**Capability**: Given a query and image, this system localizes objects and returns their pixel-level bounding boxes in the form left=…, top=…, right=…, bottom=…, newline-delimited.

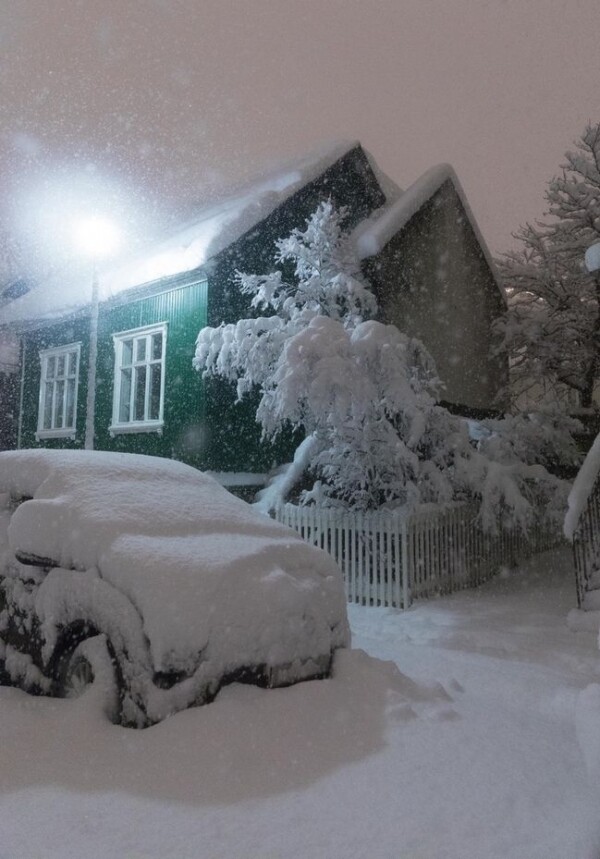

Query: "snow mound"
left=0, top=449, right=349, bottom=685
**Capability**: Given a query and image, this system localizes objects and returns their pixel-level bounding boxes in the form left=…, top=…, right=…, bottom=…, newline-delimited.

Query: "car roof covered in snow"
left=0, top=449, right=348, bottom=676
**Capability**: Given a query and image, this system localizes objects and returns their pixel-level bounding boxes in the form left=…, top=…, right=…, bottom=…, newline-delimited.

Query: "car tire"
left=56, top=634, right=120, bottom=721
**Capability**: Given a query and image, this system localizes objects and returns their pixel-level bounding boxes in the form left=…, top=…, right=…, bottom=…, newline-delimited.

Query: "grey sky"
left=1, top=0, right=598, bottom=270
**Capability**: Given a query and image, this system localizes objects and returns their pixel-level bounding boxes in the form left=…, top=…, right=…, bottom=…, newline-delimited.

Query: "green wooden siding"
left=17, top=279, right=295, bottom=474
left=94, top=280, right=208, bottom=468
left=203, top=378, right=301, bottom=474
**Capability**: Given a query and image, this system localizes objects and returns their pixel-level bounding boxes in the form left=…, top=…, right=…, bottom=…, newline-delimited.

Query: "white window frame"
left=36, top=342, right=81, bottom=440
left=110, top=322, right=168, bottom=435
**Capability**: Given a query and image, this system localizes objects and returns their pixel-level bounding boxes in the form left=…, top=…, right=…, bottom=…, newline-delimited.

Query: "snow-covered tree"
left=477, top=411, right=582, bottom=474
left=496, top=123, right=600, bottom=409
left=194, top=201, right=569, bottom=527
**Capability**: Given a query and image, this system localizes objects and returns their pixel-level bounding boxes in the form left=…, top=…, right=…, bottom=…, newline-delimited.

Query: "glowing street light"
left=76, top=215, right=121, bottom=451
left=73, top=215, right=121, bottom=259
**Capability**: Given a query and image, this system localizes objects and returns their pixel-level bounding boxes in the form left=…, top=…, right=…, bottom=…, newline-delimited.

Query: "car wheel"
left=57, top=634, right=119, bottom=721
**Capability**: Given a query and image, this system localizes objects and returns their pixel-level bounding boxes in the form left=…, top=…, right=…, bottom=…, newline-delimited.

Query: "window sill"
left=109, top=422, right=164, bottom=436
left=36, top=429, right=76, bottom=441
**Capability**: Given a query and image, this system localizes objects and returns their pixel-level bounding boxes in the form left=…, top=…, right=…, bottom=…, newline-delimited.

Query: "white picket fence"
left=272, top=502, right=563, bottom=608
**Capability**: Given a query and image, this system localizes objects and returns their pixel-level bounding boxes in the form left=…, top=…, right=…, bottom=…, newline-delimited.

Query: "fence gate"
left=571, top=473, right=600, bottom=608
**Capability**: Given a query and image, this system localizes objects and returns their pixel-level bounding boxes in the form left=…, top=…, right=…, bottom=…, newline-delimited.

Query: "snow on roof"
left=564, top=433, right=600, bottom=540
left=1, top=149, right=500, bottom=329
left=1, top=140, right=365, bottom=328
left=354, top=163, right=502, bottom=293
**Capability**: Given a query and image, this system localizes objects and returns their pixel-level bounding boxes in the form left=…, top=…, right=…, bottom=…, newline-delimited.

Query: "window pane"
left=135, top=337, right=146, bottom=363
left=39, top=347, right=80, bottom=434
left=119, top=368, right=132, bottom=423
left=134, top=365, right=147, bottom=421
left=65, top=378, right=76, bottom=428
left=55, top=380, right=65, bottom=428
left=121, top=339, right=133, bottom=367
left=149, top=364, right=161, bottom=420
left=113, top=329, right=165, bottom=426
left=151, top=332, right=163, bottom=360
left=43, top=383, right=53, bottom=429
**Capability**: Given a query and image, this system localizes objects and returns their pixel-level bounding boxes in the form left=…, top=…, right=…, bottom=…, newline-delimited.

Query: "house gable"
left=361, top=173, right=507, bottom=413
left=205, top=144, right=386, bottom=326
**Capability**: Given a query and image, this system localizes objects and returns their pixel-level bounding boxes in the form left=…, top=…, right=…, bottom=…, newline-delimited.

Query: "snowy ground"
left=1, top=547, right=599, bottom=858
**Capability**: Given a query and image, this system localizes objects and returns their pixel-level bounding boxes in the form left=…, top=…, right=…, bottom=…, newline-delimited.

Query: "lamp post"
left=74, top=217, right=120, bottom=450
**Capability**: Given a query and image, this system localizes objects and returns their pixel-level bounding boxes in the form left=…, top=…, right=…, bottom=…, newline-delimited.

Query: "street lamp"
left=74, top=216, right=121, bottom=450
left=585, top=242, right=600, bottom=275
left=74, top=216, right=120, bottom=259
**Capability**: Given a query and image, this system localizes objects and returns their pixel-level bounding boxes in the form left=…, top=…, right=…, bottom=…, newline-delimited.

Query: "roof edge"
left=355, top=163, right=504, bottom=299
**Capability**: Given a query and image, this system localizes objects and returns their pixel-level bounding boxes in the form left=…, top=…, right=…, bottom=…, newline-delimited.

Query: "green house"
left=0, top=143, right=506, bottom=491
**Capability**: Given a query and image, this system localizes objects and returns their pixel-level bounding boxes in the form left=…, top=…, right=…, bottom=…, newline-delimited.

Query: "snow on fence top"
left=564, top=433, right=600, bottom=540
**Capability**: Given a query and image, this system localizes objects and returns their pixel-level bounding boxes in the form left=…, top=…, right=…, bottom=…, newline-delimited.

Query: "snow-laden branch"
left=194, top=200, right=570, bottom=528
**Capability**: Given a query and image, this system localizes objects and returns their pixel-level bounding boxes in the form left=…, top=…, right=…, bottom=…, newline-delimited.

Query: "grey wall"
left=364, top=180, right=507, bottom=413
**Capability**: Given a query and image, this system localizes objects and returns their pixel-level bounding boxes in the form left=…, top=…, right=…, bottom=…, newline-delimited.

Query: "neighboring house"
left=0, top=142, right=507, bottom=488
left=357, top=165, right=507, bottom=415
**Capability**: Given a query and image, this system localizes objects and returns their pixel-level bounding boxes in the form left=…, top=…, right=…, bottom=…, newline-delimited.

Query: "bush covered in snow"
left=194, top=201, right=571, bottom=531
left=476, top=411, right=582, bottom=475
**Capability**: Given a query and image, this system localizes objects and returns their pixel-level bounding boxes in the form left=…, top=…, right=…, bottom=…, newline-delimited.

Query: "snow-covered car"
left=0, top=450, right=349, bottom=727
